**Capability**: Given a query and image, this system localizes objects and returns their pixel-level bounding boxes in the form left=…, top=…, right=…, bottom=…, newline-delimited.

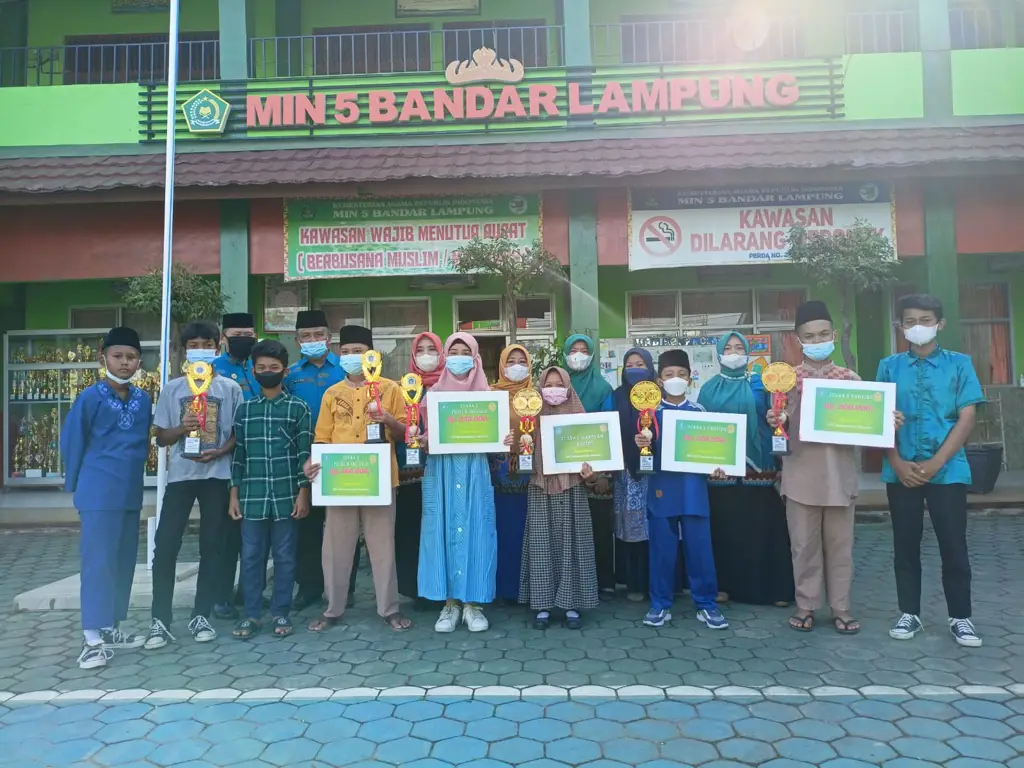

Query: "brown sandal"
left=833, top=616, right=861, bottom=635
left=385, top=612, right=413, bottom=632
left=789, top=612, right=814, bottom=632
left=308, top=614, right=340, bottom=633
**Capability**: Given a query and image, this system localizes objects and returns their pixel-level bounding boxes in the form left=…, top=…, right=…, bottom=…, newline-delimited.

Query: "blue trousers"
left=79, top=509, right=140, bottom=631
left=241, top=518, right=298, bottom=619
left=648, top=513, right=718, bottom=612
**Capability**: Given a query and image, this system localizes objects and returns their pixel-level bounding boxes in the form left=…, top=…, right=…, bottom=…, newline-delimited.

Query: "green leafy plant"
left=454, top=237, right=564, bottom=344
left=526, top=337, right=565, bottom=380
left=786, top=219, right=898, bottom=372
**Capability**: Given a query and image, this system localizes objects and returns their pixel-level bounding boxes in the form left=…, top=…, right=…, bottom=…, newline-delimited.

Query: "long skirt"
left=495, top=490, right=528, bottom=601
left=395, top=482, right=423, bottom=599
left=520, top=485, right=600, bottom=611
left=708, top=484, right=795, bottom=605
left=588, top=495, right=616, bottom=591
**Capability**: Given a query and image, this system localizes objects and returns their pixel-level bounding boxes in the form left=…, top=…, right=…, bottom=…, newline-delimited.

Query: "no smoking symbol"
left=640, top=216, right=681, bottom=256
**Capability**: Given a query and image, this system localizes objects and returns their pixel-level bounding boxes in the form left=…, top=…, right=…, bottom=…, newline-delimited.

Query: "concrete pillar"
left=219, top=200, right=250, bottom=314
left=923, top=185, right=962, bottom=351
left=218, top=0, right=248, bottom=81
left=568, top=191, right=600, bottom=339
left=562, top=0, right=592, bottom=67
left=919, top=0, right=953, bottom=118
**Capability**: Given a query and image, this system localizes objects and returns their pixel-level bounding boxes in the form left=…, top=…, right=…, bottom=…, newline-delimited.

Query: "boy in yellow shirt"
left=304, top=325, right=412, bottom=633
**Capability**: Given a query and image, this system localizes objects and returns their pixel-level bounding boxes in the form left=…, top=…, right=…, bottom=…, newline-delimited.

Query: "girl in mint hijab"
left=564, top=335, right=612, bottom=413
left=696, top=331, right=794, bottom=608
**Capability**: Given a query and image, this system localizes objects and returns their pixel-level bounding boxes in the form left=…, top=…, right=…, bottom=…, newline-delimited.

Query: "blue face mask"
left=802, top=340, right=835, bottom=362
left=300, top=341, right=328, bottom=359
left=445, top=356, right=475, bottom=376
left=340, top=354, right=364, bottom=375
left=623, top=367, right=649, bottom=385
left=185, top=349, right=217, bottom=365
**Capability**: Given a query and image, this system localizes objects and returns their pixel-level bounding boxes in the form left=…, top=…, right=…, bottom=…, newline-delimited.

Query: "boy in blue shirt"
left=877, top=293, right=984, bottom=647
left=635, top=349, right=728, bottom=631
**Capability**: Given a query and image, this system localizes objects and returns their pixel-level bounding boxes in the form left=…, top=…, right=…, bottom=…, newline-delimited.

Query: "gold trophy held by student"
left=362, top=350, right=386, bottom=444
left=630, top=380, right=662, bottom=474
left=401, top=372, right=424, bottom=467
left=183, top=360, right=213, bottom=458
left=762, top=361, right=797, bottom=456
left=512, top=388, right=543, bottom=474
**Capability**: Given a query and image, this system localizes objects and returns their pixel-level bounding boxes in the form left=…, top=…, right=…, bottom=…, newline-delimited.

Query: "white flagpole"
left=149, top=0, right=180, bottom=569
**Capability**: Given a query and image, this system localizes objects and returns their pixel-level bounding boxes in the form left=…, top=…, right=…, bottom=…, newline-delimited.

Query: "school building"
left=1, top=0, right=1023, bottom=516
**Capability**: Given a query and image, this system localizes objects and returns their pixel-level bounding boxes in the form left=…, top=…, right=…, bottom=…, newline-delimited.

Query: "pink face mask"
left=541, top=386, right=568, bottom=406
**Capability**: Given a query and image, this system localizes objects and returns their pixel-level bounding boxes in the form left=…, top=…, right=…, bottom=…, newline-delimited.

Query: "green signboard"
left=285, top=195, right=540, bottom=280
left=812, top=387, right=886, bottom=436
left=552, top=422, right=613, bottom=464
left=321, top=452, right=381, bottom=498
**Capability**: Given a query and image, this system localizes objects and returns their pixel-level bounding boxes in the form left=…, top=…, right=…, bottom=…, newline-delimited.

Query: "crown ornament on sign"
left=445, top=46, right=525, bottom=85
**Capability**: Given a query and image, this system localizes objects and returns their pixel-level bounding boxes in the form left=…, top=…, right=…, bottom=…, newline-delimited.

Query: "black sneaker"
left=889, top=613, right=923, bottom=640
left=189, top=615, right=217, bottom=643
left=77, top=643, right=112, bottom=670
left=213, top=603, right=239, bottom=621
left=101, top=627, right=145, bottom=649
left=949, top=618, right=982, bottom=647
left=143, top=619, right=175, bottom=650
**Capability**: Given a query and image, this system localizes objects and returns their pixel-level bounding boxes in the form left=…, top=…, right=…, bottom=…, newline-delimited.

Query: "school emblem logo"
left=181, top=89, right=231, bottom=134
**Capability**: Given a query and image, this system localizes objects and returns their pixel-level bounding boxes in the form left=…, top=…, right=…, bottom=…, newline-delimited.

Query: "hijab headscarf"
left=612, top=348, right=657, bottom=478
left=563, top=334, right=612, bottom=413
left=430, top=332, right=491, bottom=392
left=531, top=367, right=585, bottom=495
left=696, top=331, right=765, bottom=472
left=492, top=344, right=534, bottom=440
left=408, top=331, right=445, bottom=388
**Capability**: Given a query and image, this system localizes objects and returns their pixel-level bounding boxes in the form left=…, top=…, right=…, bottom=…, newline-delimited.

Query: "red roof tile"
left=2, top=126, right=1023, bottom=194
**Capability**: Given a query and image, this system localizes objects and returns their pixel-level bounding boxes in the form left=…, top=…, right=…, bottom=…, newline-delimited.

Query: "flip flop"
left=272, top=616, right=293, bottom=637
left=232, top=618, right=260, bottom=640
left=308, top=614, right=340, bottom=633
left=833, top=616, right=861, bottom=635
left=789, top=613, right=814, bottom=632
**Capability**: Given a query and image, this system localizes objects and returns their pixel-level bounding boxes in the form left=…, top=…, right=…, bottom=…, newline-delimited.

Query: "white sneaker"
left=949, top=618, right=982, bottom=647
left=189, top=615, right=217, bottom=643
left=143, top=619, right=175, bottom=650
left=462, top=605, right=489, bottom=633
left=434, top=604, right=461, bottom=633
left=77, top=642, right=113, bottom=670
left=102, top=627, right=145, bottom=650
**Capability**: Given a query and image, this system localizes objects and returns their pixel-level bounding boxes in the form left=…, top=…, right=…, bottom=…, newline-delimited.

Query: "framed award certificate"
left=799, top=379, right=897, bottom=448
left=426, top=391, right=510, bottom=455
left=661, top=411, right=747, bottom=476
left=539, top=412, right=624, bottom=475
left=312, top=444, right=392, bottom=507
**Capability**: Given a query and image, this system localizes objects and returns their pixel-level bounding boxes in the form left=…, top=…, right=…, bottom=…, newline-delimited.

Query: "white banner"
left=629, top=183, right=895, bottom=271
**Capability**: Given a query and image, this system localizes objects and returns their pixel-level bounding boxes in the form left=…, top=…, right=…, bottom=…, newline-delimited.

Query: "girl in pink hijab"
left=419, top=333, right=503, bottom=634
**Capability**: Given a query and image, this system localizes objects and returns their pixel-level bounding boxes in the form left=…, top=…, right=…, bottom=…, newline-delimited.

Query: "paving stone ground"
left=0, top=517, right=1022, bottom=767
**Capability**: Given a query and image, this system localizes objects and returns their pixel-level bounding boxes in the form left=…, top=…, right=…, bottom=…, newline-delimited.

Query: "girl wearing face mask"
left=394, top=332, right=446, bottom=612
left=489, top=344, right=534, bottom=604
left=697, top=332, right=795, bottom=608
left=419, top=333, right=504, bottom=634
left=513, top=367, right=599, bottom=629
left=563, top=335, right=616, bottom=595
left=608, top=348, right=658, bottom=601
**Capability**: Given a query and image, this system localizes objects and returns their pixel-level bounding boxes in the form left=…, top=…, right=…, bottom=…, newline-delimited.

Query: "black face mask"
left=254, top=370, right=285, bottom=389
left=227, top=336, right=256, bottom=361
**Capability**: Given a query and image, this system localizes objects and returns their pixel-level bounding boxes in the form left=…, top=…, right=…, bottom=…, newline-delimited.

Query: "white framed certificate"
left=661, top=410, right=747, bottom=476
left=312, top=443, right=392, bottom=506
left=539, top=412, right=624, bottom=475
left=799, top=379, right=897, bottom=448
left=426, top=390, right=510, bottom=455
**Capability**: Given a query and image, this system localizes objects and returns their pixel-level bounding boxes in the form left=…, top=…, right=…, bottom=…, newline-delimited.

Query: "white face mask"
left=719, top=353, right=748, bottom=371
left=106, top=372, right=134, bottom=385
left=415, top=353, right=439, bottom=372
left=504, top=364, right=529, bottom=382
left=903, top=324, right=938, bottom=346
left=662, top=377, right=689, bottom=397
left=567, top=352, right=592, bottom=371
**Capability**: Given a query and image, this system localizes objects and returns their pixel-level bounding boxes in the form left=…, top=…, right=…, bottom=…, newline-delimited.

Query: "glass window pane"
left=680, top=290, right=753, bottom=328
left=757, top=288, right=807, bottom=325
left=376, top=338, right=414, bottom=381
left=370, top=299, right=429, bottom=336
left=515, top=297, right=553, bottom=331
left=964, top=322, right=1012, bottom=385
left=321, top=302, right=366, bottom=334
left=123, top=310, right=161, bottom=342
left=457, top=299, right=503, bottom=331
left=629, top=293, right=676, bottom=329
left=70, top=307, right=118, bottom=329
left=959, top=283, right=1009, bottom=320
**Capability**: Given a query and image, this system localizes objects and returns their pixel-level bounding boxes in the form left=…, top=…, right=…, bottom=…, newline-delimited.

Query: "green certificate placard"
left=552, top=422, right=613, bottom=464
left=311, top=444, right=392, bottom=506
left=427, top=391, right=511, bottom=455
left=799, top=379, right=897, bottom=448
left=661, top=410, right=747, bottom=476
left=540, top=412, right=624, bottom=475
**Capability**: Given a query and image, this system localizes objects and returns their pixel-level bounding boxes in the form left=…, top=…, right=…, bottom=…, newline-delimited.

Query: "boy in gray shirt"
left=145, top=321, right=244, bottom=649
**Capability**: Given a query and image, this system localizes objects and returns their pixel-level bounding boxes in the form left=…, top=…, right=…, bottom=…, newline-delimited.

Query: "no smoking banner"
left=639, top=216, right=681, bottom=256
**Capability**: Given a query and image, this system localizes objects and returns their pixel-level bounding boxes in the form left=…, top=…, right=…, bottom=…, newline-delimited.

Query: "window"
left=70, top=307, right=119, bottom=330
left=961, top=283, right=1012, bottom=385
left=845, top=1, right=919, bottom=54
left=619, top=13, right=803, bottom=65
left=515, top=297, right=553, bottom=332
left=63, top=32, right=219, bottom=84
left=443, top=19, right=553, bottom=69
left=320, top=298, right=430, bottom=380
left=69, top=306, right=159, bottom=341
left=312, top=25, right=431, bottom=76
left=628, top=293, right=678, bottom=331
left=456, top=298, right=503, bottom=332
left=949, top=0, right=1005, bottom=50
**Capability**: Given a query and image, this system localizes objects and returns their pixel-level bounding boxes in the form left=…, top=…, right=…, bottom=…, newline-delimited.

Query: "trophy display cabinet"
left=3, top=330, right=162, bottom=487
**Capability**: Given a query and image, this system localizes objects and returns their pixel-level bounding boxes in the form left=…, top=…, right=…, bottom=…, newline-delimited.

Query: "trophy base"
left=365, top=423, right=384, bottom=444
left=405, top=448, right=421, bottom=468
left=517, top=454, right=534, bottom=474
left=638, top=454, right=655, bottom=474
left=183, top=435, right=203, bottom=459
left=771, top=435, right=790, bottom=456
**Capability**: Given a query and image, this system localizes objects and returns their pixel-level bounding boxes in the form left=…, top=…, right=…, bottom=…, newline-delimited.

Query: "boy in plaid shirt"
left=229, top=340, right=312, bottom=639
